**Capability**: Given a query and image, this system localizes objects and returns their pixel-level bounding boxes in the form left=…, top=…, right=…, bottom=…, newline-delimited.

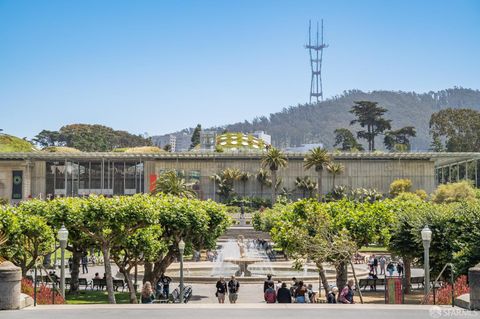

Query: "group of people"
left=367, top=254, right=404, bottom=277
left=214, top=274, right=356, bottom=304
left=140, top=274, right=173, bottom=304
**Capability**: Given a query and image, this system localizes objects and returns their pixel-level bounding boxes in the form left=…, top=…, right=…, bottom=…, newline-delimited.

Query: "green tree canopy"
left=333, top=128, right=364, bottom=151
left=384, top=126, right=416, bottom=151
left=350, top=101, right=392, bottom=151
left=190, top=124, right=202, bottom=149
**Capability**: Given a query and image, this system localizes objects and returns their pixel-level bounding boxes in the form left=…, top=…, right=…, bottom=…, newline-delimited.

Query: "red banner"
left=149, top=174, right=157, bottom=192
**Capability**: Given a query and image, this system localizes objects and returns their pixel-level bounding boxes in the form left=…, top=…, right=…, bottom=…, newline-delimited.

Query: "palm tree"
left=295, top=176, right=317, bottom=198
left=256, top=168, right=271, bottom=199
left=304, top=147, right=331, bottom=198
left=239, top=172, right=250, bottom=197
left=152, top=170, right=196, bottom=199
left=210, top=168, right=242, bottom=201
left=326, top=162, right=345, bottom=190
left=261, top=147, right=288, bottom=204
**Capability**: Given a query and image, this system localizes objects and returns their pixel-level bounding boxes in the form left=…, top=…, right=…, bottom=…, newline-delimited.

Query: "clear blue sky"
left=1, top=0, right=479, bottom=139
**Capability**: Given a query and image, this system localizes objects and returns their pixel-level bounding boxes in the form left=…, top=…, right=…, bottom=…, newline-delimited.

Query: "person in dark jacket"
left=263, top=274, right=274, bottom=293
left=276, top=283, right=292, bottom=303
left=327, top=287, right=338, bottom=303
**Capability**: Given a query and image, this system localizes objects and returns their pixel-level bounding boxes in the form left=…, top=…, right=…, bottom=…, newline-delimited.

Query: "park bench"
left=113, top=279, right=126, bottom=291
left=410, top=276, right=424, bottom=289
left=357, top=278, right=386, bottom=291
left=92, top=278, right=106, bottom=290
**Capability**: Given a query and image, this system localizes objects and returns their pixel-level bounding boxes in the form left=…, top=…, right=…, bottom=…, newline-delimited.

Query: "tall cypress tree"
left=190, top=124, right=202, bottom=149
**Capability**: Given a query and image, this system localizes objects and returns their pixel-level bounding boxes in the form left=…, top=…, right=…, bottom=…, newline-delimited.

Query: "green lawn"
left=359, top=246, right=389, bottom=253
left=66, top=291, right=137, bottom=304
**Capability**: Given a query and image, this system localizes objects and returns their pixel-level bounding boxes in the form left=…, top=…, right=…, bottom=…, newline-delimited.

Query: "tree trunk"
left=404, top=257, right=412, bottom=294
left=332, top=174, right=336, bottom=190
left=316, top=262, right=330, bottom=297
left=349, top=260, right=364, bottom=304
left=143, top=261, right=154, bottom=284
left=317, top=172, right=322, bottom=200
left=101, top=243, right=116, bottom=304
left=150, top=251, right=177, bottom=287
left=69, top=246, right=83, bottom=294
left=121, top=268, right=138, bottom=304
left=335, top=261, right=348, bottom=293
left=271, top=170, right=277, bottom=204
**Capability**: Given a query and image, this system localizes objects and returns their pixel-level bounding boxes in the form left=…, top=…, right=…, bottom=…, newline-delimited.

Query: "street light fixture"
left=421, top=226, right=432, bottom=298
left=57, top=224, right=69, bottom=299
left=178, top=239, right=185, bottom=303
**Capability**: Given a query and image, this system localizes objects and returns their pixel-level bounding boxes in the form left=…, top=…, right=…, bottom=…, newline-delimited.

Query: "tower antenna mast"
left=305, top=19, right=328, bottom=103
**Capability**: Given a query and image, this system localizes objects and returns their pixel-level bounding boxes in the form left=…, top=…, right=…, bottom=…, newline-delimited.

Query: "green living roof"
left=0, top=134, right=36, bottom=153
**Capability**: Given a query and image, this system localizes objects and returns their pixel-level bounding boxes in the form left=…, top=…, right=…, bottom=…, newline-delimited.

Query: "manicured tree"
left=0, top=202, right=55, bottom=276
left=326, top=162, right=345, bottom=190
left=152, top=170, right=196, bottom=199
left=112, top=225, right=164, bottom=304
left=261, top=147, right=288, bottom=204
left=73, top=195, right=158, bottom=304
left=143, top=195, right=231, bottom=286
left=256, top=168, right=271, bottom=198
left=304, top=147, right=331, bottom=198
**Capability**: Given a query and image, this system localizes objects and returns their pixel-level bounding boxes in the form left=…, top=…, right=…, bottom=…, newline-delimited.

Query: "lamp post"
left=421, top=226, right=432, bottom=298
left=57, top=224, right=69, bottom=299
left=178, top=239, right=185, bottom=303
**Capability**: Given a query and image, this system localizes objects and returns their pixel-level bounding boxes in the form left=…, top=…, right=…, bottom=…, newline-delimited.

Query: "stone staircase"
left=219, top=226, right=271, bottom=240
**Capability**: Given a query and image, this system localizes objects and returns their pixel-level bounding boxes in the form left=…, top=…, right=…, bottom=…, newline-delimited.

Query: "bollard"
left=0, top=261, right=22, bottom=310
left=469, top=263, right=480, bottom=310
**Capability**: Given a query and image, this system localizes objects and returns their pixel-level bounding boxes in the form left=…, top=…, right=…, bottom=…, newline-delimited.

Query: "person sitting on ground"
left=276, top=282, right=292, bottom=303
left=93, top=272, right=101, bottom=280
left=264, top=282, right=277, bottom=303
left=276, top=280, right=282, bottom=292
left=141, top=281, right=155, bottom=304
left=290, top=277, right=298, bottom=296
left=339, top=279, right=355, bottom=304
left=307, top=284, right=318, bottom=303
left=263, top=274, right=274, bottom=293
left=294, top=281, right=307, bottom=303
left=327, top=287, right=338, bottom=303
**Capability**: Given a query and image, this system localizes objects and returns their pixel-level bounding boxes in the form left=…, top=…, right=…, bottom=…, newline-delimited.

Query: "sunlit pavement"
left=2, top=304, right=471, bottom=319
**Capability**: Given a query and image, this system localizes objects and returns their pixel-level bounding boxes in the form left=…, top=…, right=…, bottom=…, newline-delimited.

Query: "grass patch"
left=359, top=246, right=388, bottom=253
left=0, top=134, right=36, bottom=152
left=66, top=290, right=136, bottom=304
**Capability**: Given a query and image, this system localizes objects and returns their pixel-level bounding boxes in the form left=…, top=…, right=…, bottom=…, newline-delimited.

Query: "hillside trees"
left=429, top=108, right=480, bottom=152
left=32, top=124, right=151, bottom=151
left=384, top=126, right=417, bottom=151
left=333, top=128, right=364, bottom=151
left=350, top=101, right=392, bottom=151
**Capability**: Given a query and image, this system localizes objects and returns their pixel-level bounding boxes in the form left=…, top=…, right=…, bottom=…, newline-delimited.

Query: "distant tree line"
left=32, top=124, right=152, bottom=152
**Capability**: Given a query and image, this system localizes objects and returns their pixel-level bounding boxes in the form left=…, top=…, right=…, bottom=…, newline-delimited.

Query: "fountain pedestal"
left=224, top=258, right=260, bottom=277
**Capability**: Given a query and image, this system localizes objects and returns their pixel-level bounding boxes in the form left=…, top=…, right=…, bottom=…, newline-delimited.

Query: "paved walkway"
left=2, top=304, right=468, bottom=319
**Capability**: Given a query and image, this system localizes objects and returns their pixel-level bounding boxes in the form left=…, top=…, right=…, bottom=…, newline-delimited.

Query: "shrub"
left=21, top=278, right=65, bottom=305
left=395, top=192, right=423, bottom=202
left=429, top=275, right=469, bottom=305
left=414, top=189, right=428, bottom=200
left=389, top=179, right=412, bottom=197
left=431, top=181, right=477, bottom=203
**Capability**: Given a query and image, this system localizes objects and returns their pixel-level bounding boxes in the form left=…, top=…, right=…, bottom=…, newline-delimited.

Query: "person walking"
left=397, top=261, right=404, bottom=277
left=81, top=254, right=89, bottom=274
left=327, top=287, right=338, bottom=303
left=264, top=282, right=277, bottom=303
left=339, top=279, right=355, bottom=304
left=372, top=254, right=378, bottom=275
left=227, top=275, right=240, bottom=304
left=160, top=273, right=172, bottom=298
left=216, top=277, right=228, bottom=304
left=68, top=257, right=73, bottom=273
left=276, top=283, right=292, bottom=303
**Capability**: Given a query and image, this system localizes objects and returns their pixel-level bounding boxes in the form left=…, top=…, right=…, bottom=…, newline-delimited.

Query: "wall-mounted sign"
left=12, top=170, right=23, bottom=200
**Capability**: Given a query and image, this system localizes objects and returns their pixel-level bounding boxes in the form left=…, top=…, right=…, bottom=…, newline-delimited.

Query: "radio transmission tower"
left=305, top=19, right=328, bottom=103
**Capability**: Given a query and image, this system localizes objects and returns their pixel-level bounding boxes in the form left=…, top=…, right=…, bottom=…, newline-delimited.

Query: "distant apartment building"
left=252, top=131, right=271, bottom=145
left=200, top=131, right=216, bottom=151
left=153, top=132, right=191, bottom=152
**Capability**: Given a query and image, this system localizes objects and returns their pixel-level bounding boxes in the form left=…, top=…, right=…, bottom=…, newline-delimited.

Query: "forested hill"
left=212, top=88, right=480, bottom=150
